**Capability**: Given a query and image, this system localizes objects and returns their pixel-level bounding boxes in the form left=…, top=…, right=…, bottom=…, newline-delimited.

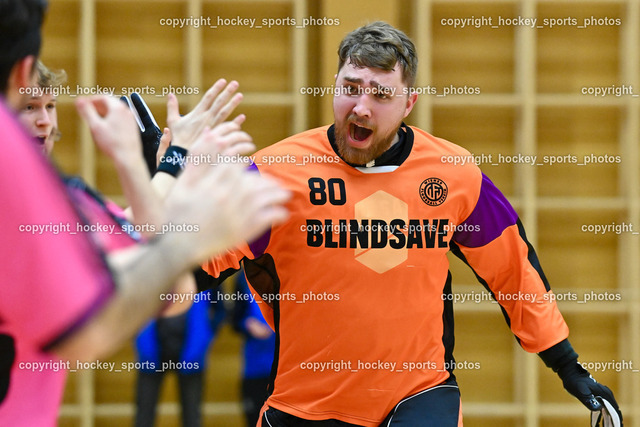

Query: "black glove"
left=557, top=361, right=622, bottom=426
left=538, top=339, right=623, bottom=426
left=120, top=93, right=163, bottom=175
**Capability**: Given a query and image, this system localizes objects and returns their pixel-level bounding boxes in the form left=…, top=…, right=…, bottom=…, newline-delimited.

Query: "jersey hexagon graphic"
left=353, top=190, right=408, bottom=274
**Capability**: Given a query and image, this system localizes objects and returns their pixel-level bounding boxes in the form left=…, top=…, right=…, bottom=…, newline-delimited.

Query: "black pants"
left=380, top=378, right=460, bottom=426
left=261, top=378, right=460, bottom=427
left=135, top=371, right=204, bottom=427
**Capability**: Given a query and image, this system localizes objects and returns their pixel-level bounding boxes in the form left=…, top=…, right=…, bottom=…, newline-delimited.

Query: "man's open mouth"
left=349, top=123, right=373, bottom=142
left=36, top=136, right=46, bottom=145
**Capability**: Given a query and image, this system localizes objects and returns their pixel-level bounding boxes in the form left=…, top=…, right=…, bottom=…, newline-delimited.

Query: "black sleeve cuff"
left=537, top=338, right=579, bottom=372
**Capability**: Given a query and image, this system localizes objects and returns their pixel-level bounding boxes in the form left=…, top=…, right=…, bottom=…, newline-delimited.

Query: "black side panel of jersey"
left=243, top=254, right=281, bottom=310
left=450, top=219, right=553, bottom=347
left=0, top=333, right=15, bottom=404
left=449, top=240, right=519, bottom=345
left=243, top=254, right=281, bottom=398
left=195, top=265, right=240, bottom=293
left=516, top=219, right=551, bottom=292
left=442, top=271, right=456, bottom=378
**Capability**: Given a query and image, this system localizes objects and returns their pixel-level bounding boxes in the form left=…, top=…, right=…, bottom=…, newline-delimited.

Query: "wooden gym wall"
left=39, top=0, right=639, bottom=426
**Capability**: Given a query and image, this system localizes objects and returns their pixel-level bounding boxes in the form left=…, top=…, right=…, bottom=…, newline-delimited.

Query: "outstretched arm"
left=451, top=173, right=622, bottom=424
left=76, top=96, right=163, bottom=237
left=50, top=96, right=290, bottom=362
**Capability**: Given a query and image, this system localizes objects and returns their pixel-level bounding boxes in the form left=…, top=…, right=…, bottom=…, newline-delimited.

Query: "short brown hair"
left=337, top=21, right=417, bottom=87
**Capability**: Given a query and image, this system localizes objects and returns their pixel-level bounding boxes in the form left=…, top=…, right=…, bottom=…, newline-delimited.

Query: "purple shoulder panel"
left=249, top=230, right=271, bottom=258
left=246, top=161, right=270, bottom=257
left=453, top=174, right=519, bottom=248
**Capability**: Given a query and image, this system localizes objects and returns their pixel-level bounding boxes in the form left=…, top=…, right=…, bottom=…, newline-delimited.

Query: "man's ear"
left=5, top=55, right=35, bottom=110
left=402, top=91, right=418, bottom=119
left=11, top=55, right=36, bottom=89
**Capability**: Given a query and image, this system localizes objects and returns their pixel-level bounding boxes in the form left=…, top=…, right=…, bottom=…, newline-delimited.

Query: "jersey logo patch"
left=419, top=178, right=448, bottom=206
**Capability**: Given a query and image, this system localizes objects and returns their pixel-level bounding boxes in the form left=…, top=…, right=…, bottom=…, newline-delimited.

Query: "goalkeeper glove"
left=538, top=339, right=622, bottom=426
left=120, top=93, right=163, bottom=174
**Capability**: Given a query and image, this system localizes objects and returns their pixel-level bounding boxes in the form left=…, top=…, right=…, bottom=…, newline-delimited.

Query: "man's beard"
left=334, top=117, right=400, bottom=165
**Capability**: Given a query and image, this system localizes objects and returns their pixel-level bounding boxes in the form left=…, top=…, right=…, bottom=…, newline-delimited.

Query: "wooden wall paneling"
left=319, top=0, right=400, bottom=124
left=37, top=0, right=639, bottom=425
left=619, top=0, right=640, bottom=425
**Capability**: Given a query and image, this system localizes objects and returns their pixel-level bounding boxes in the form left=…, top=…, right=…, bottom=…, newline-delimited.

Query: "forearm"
left=150, top=170, right=178, bottom=200
left=49, top=98, right=290, bottom=362
left=51, top=233, right=196, bottom=361
left=451, top=174, right=569, bottom=352
left=113, top=154, right=164, bottom=232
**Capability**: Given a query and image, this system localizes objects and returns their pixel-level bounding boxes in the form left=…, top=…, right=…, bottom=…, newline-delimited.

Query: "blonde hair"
left=35, top=60, right=67, bottom=88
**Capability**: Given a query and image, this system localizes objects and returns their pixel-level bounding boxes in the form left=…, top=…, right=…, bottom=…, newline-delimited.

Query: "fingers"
left=223, top=142, right=255, bottom=157
left=585, top=394, right=602, bottom=411
left=74, top=96, right=141, bottom=161
left=75, top=97, right=101, bottom=126
left=193, top=79, right=228, bottom=115
left=156, top=127, right=172, bottom=168
left=593, top=384, right=622, bottom=418
left=76, top=96, right=117, bottom=125
left=197, top=80, right=242, bottom=127
left=211, top=120, right=241, bottom=135
left=92, top=97, right=111, bottom=117
left=166, top=92, right=180, bottom=126
left=214, top=165, right=290, bottom=222
left=217, top=131, right=253, bottom=151
left=160, top=127, right=171, bottom=148
left=198, top=122, right=255, bottom=157
left=165, top=79, right=246, bottom=150
left=232, top=114, right=246, bottom=126
left=590, top=397, right=622, bottom=427
left=165, top=156, right=290, bottom=260
left=208, top=86, right=242, bottom=126
left=240, top=173, right=290, bottom=232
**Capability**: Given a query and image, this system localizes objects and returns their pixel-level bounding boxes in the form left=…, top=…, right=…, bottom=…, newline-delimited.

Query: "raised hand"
left=75, top=96, right=143, bottom=167
left=188, top=115, right=255, bottom=163
left=164, top=159, right=290, bottom=264
left=166, top=79, right=243, bottom=150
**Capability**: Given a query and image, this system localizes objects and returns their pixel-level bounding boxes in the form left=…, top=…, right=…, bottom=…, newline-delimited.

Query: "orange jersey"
left=204, top=124, right=569, bottom=426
